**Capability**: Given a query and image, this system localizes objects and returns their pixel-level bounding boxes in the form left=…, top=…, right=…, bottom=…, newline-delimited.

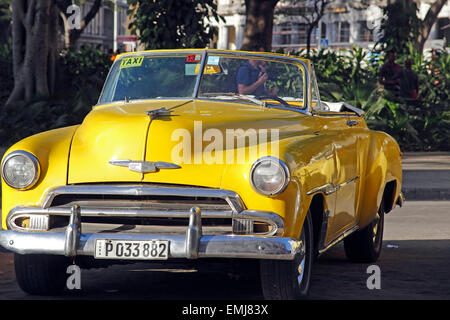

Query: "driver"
left=237, top=60, right=275, bottom=96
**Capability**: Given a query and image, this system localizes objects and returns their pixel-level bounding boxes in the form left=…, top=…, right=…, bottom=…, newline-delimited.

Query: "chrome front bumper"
left=0, top=205, right=303, bottom=261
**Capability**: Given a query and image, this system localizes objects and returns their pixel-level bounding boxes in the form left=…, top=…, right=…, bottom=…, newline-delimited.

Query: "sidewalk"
left=402, top=152, right=450, bottom=200
left=0, top=148, right=449, bottom=201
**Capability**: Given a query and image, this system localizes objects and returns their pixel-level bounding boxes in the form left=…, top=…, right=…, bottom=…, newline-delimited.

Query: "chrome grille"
left=8, top=185, right=282, bottom=236
left=42, top=184, right=241, bottom=235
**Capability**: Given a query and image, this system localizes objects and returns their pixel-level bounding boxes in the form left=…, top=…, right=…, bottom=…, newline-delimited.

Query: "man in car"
left=236, top=59, right=269, bottom=96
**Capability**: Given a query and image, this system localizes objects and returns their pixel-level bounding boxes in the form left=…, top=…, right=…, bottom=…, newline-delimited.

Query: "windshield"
left=100, top=52, right=305, bottom=108
left=101, top=53, right=199, bottom=103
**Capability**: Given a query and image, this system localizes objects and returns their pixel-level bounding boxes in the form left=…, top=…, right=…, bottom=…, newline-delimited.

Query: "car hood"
left=68, top=99, right=314, bottom=187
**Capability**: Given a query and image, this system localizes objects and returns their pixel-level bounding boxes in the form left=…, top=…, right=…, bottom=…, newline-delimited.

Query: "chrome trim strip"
left=10, top=206, right=234, bottom=219
left=193, top=52, right=207, bottom=97
left=318, top=225, right=359, bottom=255
left=7, top=207, right=284, bottom=236
left=306, top=183, right=335, bottom=196
left=306, top=176, right=359, bottom=196
left=41, top=185, right=246, bottom=213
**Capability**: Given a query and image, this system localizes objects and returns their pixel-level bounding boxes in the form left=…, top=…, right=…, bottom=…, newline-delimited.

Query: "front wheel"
left=259, top=210, right=313, bottom=300
left=344, top=202, right=385, bottom=263
left=14, top=254, right=70, bottom=295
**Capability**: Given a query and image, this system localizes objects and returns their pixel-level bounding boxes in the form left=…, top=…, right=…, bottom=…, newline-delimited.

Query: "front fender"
left=357, top=130, right=402, bottom=229
left=1, top=125, right=79, bottom=230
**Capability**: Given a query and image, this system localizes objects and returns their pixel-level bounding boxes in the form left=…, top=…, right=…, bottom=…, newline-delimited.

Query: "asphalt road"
left=1, top=200, right=449, bottom=300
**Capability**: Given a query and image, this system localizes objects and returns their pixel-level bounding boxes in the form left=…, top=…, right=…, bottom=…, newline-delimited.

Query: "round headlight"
left=1, top=151, right=40, bottom=190
left=250, top=157, right=290, bottom=195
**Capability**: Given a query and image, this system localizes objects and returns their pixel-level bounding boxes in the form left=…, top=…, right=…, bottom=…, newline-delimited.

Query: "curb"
left=402, top=188, right=450, bottom=201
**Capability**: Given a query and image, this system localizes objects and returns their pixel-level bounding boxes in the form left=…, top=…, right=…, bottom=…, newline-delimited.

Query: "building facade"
left=212, top=0, right=449, bottom=52
left=76, top=1, right=138, bottom=52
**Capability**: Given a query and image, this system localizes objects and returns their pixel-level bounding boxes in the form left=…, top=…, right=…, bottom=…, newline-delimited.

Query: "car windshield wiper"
left=257, top=95, right=291, bottom=108
left=201, top=93, right=266, bottom=107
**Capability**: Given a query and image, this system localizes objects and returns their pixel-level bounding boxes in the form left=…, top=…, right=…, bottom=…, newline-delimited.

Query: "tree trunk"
left=415, top=0, right=447, bottom=54
left=6, top=0, right=58, bottom=106
left=241, top=0, right=279, bottom=51
left=306, top=26, right=314, bottom=56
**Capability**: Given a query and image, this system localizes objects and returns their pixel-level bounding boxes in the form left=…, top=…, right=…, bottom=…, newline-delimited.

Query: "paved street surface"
left=1, top=200, right=449, bottom=300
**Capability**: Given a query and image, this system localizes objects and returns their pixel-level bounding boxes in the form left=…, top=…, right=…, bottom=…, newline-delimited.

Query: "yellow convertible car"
left=0, top=49, right=403, bottom=299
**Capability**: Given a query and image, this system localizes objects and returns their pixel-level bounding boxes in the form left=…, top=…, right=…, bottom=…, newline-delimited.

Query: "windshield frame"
left=95, top=49, right=310, bottom=113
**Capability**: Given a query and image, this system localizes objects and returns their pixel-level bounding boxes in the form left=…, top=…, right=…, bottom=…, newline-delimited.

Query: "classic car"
left=0, top=49, right=403, bottom=299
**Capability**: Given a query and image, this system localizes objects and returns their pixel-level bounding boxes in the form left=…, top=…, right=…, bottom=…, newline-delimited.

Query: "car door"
left=309, top=66, right=360, bottom=238
left=333, top=114, right=361, bottom=234
left=312, top=113, right=360, bottom=237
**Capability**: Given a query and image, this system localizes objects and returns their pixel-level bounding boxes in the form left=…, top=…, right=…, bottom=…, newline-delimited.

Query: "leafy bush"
left=295, top=46, right=449, bottom=151
left=364, top=49, right=449, bottom=151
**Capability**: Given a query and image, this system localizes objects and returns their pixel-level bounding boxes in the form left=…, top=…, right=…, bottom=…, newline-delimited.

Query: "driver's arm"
left=238, top=72, right=268, bottom=95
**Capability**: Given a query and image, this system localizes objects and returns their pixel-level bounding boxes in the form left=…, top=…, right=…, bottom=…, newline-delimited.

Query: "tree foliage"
left=376, top=0, right=447, bottom=55
left=127, top=0, right=224, bottom=49
left=375, top=1, right=421, bottom=56
left=0, top=0, right=11, bottom=43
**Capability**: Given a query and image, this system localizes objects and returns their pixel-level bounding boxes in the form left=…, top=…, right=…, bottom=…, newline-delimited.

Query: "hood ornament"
left=146, top=107, right=172, bottom=120
left=109, top=159, right=181, bottom=173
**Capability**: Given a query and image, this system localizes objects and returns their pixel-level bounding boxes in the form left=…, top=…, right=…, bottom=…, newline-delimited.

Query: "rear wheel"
left=14, top=254, right=70, bottom=295
left=344, top=201, right=385, bottom=263
left=260, top=210, right=313, bottom=300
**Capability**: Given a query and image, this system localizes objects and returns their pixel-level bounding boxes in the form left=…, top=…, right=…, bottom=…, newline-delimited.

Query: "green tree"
left=414, top=0, right=447, bottom=54
left=377, top=0, right=447, bottom=55
left=376, top=1, right=421, bottom=56
left=127, top=0, right=224, bottom=49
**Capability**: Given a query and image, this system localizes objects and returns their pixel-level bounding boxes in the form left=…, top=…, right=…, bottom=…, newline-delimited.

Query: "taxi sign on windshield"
left=120, top=56, right=144, bottom=69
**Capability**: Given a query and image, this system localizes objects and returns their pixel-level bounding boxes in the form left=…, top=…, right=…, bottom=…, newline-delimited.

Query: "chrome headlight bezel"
left=250, top=156, right=290, bottom=196
left=1, top=151, right=40, bottom=190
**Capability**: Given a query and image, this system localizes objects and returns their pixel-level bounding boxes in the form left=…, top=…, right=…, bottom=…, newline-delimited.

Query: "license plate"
left=95, top=240, right=169, bottom=260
